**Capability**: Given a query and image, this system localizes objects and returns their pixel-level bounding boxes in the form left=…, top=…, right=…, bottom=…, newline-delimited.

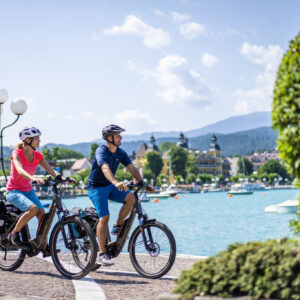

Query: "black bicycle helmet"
left=102, top=124, right=125, bottom=140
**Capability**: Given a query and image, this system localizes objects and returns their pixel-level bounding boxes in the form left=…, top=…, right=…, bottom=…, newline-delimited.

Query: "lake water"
left=29, top=188, right=299, bottom=257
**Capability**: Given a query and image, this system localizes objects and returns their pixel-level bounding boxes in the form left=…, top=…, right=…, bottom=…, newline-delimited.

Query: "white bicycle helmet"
left=19, top=127, right=42, bottom=141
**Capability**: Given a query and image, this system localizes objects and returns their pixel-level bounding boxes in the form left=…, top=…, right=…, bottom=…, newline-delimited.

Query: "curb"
left=0, top=291, right=55, bottom=300
left=156, top=294, right=251, bottom=300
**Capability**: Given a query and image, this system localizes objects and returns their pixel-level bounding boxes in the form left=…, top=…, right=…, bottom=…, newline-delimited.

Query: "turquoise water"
left=28, top=189, right=299, bottom=257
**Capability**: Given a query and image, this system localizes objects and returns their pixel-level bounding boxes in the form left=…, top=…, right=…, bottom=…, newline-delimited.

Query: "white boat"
left=264, top=200, right=298, bottom=213
left=160, top=184, right=178, bottom=197
left=147, top=193, right=170, bottom=199
left=229, top=189, right=253, bottom=195
left=159, top=190, right=177, bottom=197
left=228, top=184, right=253, bottom=195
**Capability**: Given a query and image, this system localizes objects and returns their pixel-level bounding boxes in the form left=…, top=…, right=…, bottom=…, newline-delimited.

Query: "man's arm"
left=127, top=164, right=155, bottom=192
left=126, top=164, right=143, bottom=182
left=101, top=163, right=128, bottom=191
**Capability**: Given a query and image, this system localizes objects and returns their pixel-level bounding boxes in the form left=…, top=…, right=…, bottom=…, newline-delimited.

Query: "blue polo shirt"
left=86, top=145, right=132, bottom=189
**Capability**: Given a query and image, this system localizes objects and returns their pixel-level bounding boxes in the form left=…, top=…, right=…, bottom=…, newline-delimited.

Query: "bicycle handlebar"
left=127, top=180, right=149, bottom=190
left=32, top=176, right=75, bottom=187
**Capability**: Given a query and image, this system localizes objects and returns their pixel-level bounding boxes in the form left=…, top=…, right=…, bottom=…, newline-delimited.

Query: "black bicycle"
left=0, top=178, right=97, bottom=279
left=76, top=181, right=176, bottom=279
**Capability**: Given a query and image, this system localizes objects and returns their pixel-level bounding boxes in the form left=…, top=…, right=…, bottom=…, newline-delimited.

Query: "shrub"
left=174, top=239, right=300, bottom=300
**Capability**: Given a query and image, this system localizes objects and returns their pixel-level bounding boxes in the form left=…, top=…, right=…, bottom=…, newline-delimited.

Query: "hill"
left=45, top=126, right=278, bottom=158
left=120, top=111, right=271, bottom=142
left=2, top=126, right=277, bottom=159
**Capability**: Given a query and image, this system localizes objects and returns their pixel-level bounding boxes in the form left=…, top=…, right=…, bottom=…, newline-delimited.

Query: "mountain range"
left=120, top=111, right=272, bottom=142
left=2, top=111, right=276, bottom=159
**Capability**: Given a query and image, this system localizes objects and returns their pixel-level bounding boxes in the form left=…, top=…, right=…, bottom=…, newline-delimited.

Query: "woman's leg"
left=6, top=190, right=40, bottom=234
left=12, top=204, right=39, bottom=233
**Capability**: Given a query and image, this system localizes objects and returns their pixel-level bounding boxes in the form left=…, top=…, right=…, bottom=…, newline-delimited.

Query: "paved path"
left=0, top=254, right=203, bottom=300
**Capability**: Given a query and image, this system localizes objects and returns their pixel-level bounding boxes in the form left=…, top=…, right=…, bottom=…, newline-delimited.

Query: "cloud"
left=65, top=114, right=77, bottom=120
left=114, top=109, right=158, bottom=133
left=201, top=53, right=219, bottom=68
left=103, top=15, right=171, bottom=49
left=155, top=55, right=212, bottom=107
left=179, top=22, right=206, bottom=39
left=80, top=111, right=97, bottom=120
left=152, top=9, right=169, bottom=18
left=235, top=42, right=284, bottom=113
left=171, top=12, right=190, bottom=22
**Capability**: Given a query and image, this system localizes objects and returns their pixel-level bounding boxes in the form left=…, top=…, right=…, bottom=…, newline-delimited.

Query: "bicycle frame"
left=106, top=186, right=155, bottom=258
left=11, top=181, right=73, bottom=256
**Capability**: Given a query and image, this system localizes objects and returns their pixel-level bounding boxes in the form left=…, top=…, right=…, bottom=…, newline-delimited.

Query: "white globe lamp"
left=11, top=99, right=27, bottom=115
left=0, top=89, right=8, bottom=104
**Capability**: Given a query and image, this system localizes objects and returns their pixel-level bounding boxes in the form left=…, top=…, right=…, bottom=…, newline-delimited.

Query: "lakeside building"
left=135, top=132, right=231, bottom=180
left=246, top=151, right=280, bottom=171
left=188, top=134, right=231, bottom=178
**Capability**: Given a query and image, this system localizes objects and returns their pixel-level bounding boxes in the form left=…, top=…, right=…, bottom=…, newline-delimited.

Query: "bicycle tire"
left=0, top=227, right=27, bottom=271
left=128, top=221, right=176, bottom=279
left=49, top=216, right=97, bottom=279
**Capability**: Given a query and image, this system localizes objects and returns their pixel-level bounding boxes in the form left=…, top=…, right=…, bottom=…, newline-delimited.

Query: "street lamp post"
left=0, top=89, right=27, bottom=182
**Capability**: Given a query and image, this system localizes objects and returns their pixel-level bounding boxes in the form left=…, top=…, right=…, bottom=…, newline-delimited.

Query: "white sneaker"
left=97, top=253, right=114, bottom=266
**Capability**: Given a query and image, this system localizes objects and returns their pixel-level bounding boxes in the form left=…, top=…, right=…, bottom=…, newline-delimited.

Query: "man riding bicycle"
left=86, top=124, right=154, bottom=266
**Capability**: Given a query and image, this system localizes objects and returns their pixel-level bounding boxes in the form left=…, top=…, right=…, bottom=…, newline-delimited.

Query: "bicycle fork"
left=138, top=218, right=157, bottom=253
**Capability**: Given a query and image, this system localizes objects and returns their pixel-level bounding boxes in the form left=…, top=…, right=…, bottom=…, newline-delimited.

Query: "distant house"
left=247, top=151, right=280, bottom=171
left=61, top=158, right=91, bottom=177
left=71, top=158, right=92, bottom=173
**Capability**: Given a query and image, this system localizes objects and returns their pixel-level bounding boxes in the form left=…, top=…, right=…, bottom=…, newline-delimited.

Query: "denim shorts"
left=87, top=184, right=130, bottom=218
left=6, top=189, right=43, bottom=212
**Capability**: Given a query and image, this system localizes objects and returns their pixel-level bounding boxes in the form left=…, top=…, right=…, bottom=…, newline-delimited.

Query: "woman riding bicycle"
left=6, top=126, right=66, bottom=257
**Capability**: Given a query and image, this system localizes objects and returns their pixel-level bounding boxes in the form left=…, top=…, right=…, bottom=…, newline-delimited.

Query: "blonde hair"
left=15, top=142, right=24, bottom=149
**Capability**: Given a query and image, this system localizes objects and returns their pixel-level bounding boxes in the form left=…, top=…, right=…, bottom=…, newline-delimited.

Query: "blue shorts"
left=6, top=189, right=43, bottom=212
left=87, top=184, right=130, bottom=218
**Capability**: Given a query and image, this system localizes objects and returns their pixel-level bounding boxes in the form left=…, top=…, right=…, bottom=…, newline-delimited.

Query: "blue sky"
left=0, top=0, right=299, bottom=146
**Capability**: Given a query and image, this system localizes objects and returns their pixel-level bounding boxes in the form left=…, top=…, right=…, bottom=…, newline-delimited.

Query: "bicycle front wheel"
left=50, top=216, right=97, bottom=279
left=0, top=228, right=27, bottom=271
left=129, top=221, right=176, bottom=279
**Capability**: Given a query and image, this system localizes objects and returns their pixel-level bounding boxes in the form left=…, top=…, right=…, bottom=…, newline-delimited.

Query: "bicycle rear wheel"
left=129, top=221, right=176, bottom=279
left=50, top=216, right=97, bottom=279
left=0, top=228, right=27, bottom=271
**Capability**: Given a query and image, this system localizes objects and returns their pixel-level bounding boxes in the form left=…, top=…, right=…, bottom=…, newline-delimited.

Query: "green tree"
left=249, top=173, right=258, bottom=182
left=237, top=157, right=253, bottom=175
left=272, top=32, right=300, bottom=235
left=176, top=175, right=184, bottom=184
left=77, top=168, right=91, bottom=182
left=268, top=173, right=279, bottom=185
left=89, top=143, right=99, bottom=160
left=259, top=173, right=269, bottom=183
left=115, top=168, right=132, bottom=181
left=230, top=176, right=239, bottom=183
left=157, top=173, right=168, bottom=185
left=52, top=147, right=60, bottom=161
left=186, top=154, right=199, bottom=175
left=186, top=174, right=196, bottom=184
left=257, top=159, right=289, bottom=179
left=170, top=146, right=188, bottom=177
left=144, top=151, right=163, bottom=178
left=159, top=142, right=176, bottom=152
left=58, top=148, right=84, bottom=159
left=217, top=175, right=225, bottom=185
left=143, top=168, right=154, bottom=183
left=272, top=32, right=300, bottom=182
left=41, top=146, right=52, bottom=161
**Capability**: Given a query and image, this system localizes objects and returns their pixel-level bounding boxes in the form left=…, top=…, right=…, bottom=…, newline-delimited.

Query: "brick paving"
left=0, top=253, right=202, bottom=300
left=90, top=254, right=202, bottom=300
left=0, top=257, right=75, bottom=300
